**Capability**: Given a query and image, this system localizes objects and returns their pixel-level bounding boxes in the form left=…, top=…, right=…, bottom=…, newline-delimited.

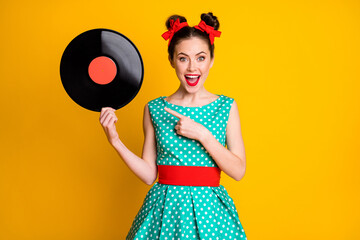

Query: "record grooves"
left=60, top=28, right=144, bottom=112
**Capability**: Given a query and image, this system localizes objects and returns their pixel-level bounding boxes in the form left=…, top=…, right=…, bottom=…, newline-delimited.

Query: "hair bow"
left=161, top=18, right=189, bottom=46
left=194, top=20, right=221, bottom=45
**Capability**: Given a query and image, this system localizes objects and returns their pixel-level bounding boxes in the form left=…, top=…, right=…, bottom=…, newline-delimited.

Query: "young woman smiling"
left=100, top=12, right=247, bottom=240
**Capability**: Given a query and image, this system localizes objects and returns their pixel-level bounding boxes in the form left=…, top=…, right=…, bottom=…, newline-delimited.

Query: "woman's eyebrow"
left=177, top=51, right=207, bottom=56
left=177, top=52, right=189, bottom=56
left=196, top=51, right=207, bottom=55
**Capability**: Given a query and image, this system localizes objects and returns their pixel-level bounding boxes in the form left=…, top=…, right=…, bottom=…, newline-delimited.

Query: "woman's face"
left=169, top=37, right=214, bottom=93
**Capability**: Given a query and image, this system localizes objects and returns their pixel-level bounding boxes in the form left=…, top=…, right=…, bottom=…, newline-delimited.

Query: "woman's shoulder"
left=147, top=96, right=164, bottom=108
left=219, top=94, right=235, bottom=104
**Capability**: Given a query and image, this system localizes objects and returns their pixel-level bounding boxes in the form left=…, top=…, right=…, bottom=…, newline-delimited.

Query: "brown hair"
left=165, top=12, right=220, bottom=60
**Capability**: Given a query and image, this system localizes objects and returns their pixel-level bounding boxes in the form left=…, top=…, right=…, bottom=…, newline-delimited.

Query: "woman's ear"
left=210, top=56, right=215, bottom=68
left=168, top=55, right=175, bottom=68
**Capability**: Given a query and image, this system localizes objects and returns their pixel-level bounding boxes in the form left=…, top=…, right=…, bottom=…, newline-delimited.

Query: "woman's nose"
left=187, top=60, right=196, bottom=71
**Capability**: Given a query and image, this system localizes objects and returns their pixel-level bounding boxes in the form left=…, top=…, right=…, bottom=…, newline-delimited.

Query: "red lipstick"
left=185, top=74, right=200, bottom=86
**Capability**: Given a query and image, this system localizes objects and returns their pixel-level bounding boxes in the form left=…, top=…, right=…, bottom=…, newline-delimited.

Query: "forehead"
left=174, top=37, right=210, bottom=55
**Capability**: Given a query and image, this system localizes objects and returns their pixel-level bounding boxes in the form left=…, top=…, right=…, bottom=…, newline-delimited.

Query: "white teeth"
left=185, top=75, right=199, bottom=79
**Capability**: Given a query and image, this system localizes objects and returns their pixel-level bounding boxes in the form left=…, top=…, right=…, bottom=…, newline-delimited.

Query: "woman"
left=100, top=12, right=247, bottom=240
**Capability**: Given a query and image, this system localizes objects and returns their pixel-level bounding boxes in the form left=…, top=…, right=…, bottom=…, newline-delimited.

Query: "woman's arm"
left=100, top=104, right=158, bottom=185
left=199, top=100, right=246, bottom=181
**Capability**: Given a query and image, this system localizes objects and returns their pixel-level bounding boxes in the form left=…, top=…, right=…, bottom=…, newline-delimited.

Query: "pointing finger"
left=164, top=107, right=185, bottom=119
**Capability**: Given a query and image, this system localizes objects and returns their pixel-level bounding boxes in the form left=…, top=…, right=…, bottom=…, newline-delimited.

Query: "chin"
left=182, top=83, right=201, bottom=93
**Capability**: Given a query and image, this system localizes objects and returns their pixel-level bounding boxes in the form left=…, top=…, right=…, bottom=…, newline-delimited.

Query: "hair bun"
left=200, top=12, right=220, bottom=30
left=165, top=15, right=188, bottom=30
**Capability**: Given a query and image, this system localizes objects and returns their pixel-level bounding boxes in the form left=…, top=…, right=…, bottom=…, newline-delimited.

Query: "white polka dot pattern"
left=126, top=184, right=247, bottom=240
left=126, top=95, right=247, bottom=239
left=148, top=95, right=233, bottom=167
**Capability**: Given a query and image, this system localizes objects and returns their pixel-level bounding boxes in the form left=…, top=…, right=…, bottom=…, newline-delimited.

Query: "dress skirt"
left=126, top=183, right=247, bottom=240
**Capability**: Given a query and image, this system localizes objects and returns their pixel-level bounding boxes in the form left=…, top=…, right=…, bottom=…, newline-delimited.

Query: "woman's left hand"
left=164, top=107, right=210, bottom=142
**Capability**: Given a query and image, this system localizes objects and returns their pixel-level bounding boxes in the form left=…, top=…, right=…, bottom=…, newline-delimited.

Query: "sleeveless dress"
left=126, top=94, right=247, bottom=240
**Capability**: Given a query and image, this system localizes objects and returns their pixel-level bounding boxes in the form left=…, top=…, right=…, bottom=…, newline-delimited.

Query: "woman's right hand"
left=100, top=107, right=119, bottom=145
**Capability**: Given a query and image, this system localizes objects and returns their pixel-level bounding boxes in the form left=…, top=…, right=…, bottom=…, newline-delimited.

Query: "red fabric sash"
left=158, top=165, right=221, bottom=187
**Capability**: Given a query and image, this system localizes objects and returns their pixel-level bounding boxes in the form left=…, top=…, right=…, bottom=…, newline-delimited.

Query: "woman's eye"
left=198, top=56, right=205, bottom=61
left=179, top=57, right=187, bottom=62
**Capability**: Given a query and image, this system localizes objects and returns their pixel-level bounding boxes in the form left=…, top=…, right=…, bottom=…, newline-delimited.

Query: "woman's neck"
left=166, top=86, right=217, bottom=106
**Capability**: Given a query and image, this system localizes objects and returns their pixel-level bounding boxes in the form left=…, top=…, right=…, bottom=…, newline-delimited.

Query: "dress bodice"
left=147, top=94, right=234, bottom=167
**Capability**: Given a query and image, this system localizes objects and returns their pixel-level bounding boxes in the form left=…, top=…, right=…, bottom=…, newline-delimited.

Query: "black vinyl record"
left=60, top=28, right=144, bottom=112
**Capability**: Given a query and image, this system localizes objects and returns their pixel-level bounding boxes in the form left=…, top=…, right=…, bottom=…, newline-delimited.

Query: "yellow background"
left=0, top=0, right=359, bottom=239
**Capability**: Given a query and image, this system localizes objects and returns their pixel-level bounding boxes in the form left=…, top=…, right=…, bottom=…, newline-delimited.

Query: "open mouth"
left=185, top=75, right=200, bottom=86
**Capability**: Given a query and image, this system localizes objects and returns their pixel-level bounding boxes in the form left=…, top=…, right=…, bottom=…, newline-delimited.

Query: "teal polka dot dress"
left=126, top=94, right=247, bottom=240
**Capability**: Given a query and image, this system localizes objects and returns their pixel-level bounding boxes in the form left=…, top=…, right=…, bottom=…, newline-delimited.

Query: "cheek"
left=175, top=69, right=185, bottom=81
left=175, top=65, right=186, bottom=75
left=200, top=65, right=211, bottom=74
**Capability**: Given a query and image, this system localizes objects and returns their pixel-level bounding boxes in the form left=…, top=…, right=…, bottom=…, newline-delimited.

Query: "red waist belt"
left=158, top=165, right=221, bottom=187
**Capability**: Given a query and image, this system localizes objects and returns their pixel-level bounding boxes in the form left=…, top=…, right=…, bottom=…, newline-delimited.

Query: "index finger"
left=164, top=107, right=185, bottom=119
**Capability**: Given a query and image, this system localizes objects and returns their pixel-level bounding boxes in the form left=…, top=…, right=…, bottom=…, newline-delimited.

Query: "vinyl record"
left=60, top=28, right=144, bottom=112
